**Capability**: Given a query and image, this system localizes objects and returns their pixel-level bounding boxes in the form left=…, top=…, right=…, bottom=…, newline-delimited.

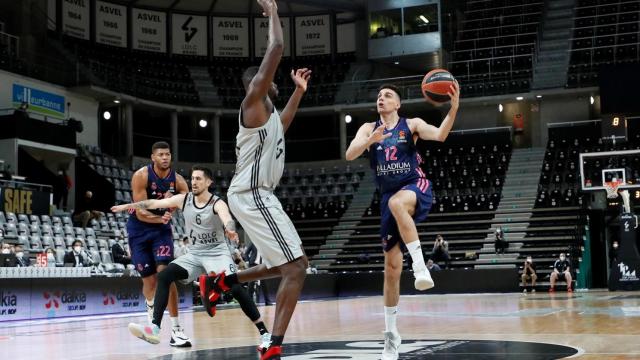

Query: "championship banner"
left=212, top=17, right=249, bottom=57
left=336, top=23, right=356, bottom=53
left=0, top=185, right=52, bottom=215
left=295, top=15, right=331, bottom=56
left=95, top=1, right=127, bottom=48
left=172, top=14, right=207, bottom=56
left=62, top=0, right=90, bottom=40
left=132, top=8, right=167, bottom=53
left=254, top=17, right=290, bottom=57
left=12, top=84, right=65, bottom=119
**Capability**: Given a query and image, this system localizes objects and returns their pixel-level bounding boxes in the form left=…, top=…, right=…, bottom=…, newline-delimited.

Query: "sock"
left=406, top=241, right=426, bottom=271
left=170, top=316, right=180, bottom=328
left=146, top=299, right=154, bottom=307
left=255, top=321, right=268, bottom=335
left=270, top=335, right=284, bottom=347
left=223, top=273, right=239, bottom=288
left=384, top=306, right=398, bottom=333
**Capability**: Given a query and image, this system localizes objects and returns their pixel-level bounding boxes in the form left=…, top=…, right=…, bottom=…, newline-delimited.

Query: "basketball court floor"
left=1, top=290, right=639, bottom=359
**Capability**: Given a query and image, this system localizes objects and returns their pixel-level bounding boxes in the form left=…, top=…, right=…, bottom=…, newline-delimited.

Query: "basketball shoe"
left=260, top=345, right=282, bottom=360
left=257, top=332, right=272, bottom=353
left=170, top=326, right=192, bottom=347
left=128, top=322, right=160, bottom=345
left=412, top=263, right=434, bottom=291
left=382, top=331, right=401, bottom=360
left=199, top=271, right=230, bottom=317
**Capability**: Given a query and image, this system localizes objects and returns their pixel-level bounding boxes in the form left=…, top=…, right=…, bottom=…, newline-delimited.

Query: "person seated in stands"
left=63, top=240, right=89, bottom=267
left=111, top=236, right=131, bottom=266
left=549, top=253, right=572, bottom=293
left=426, top=258, right=441, bottom=272
left=610, top=241, right=619, bottom=264
left=1, top=242, right=17, bottom=267
left=495, top=227, right=508, bottom=254
left=72, top=190, right=102, bottom=228
left=174, top=236, right=190, bottom=258
left=431, top=234, right=451, bottom=268
left=14, top=244, right=30, bottom=267
left=521, top=256, right=537, bottom=294
left=44, top=247, right=57, bottom=267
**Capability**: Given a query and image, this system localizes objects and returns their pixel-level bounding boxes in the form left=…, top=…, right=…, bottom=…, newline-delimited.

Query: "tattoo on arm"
left=224, top=220, right=236, bottom=232
left=134, top=200, right=152, bottom=210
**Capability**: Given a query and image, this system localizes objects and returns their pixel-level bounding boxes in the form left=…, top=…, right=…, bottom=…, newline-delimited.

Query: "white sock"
left=170, top=316, right=180, bottom=328
left=384, top=306, right=398, bottom=333
left=406, top=240, right=426, bottom=272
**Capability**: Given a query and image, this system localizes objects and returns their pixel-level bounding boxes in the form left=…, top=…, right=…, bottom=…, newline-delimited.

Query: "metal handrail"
left=456, top=31, right=538, bottom=44
left=451, top=42, right=535, bottom=54
left=465, top=2, right=544, bottom=14
left=571, top=30, right=640, bottom=41
left=573, top=19, right=640, bottom=30
left=448, top=52, right=533, bottom=65
left=0, top=179, right=53, bottom=193
left=461, top=11, right=543, bottom=24
left=574, top=0, right=640, bottom=12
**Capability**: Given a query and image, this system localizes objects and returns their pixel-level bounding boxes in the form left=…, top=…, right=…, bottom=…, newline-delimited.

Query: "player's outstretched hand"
left=257, top=0, right=278, bottom=17
left=111, top=204, right=131, bottom=213
left=368, top=124, right=392, bottom=144
left=291, top=68, right=312, bottom=92
left=448, top=80, right=460, bottom=109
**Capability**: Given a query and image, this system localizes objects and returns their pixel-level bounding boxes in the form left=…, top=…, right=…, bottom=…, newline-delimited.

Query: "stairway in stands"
left=532, top=0, right=576, bottom=89
left=476, top=148, right=546, bottom=269
left=310, top=170, right=376, bottom=269
left=188, top=66, right=222, bottom=107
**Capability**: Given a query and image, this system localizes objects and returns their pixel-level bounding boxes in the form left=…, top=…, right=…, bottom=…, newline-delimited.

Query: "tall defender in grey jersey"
left=111, top=166, right=271, bottom=349
left=200, top=1, right=311, bottom=359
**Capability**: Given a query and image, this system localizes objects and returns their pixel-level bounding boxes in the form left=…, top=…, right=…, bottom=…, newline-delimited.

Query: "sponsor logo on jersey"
left=377, top=162, right=412, bottom=175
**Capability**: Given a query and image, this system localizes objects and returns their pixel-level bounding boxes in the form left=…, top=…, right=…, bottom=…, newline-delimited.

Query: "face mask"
left=526, top=258, right=532, bottom=263
left=47, top=254, right=55, bottom=260
left=560, top=256, right=565, bottom=261
left=74, top=246, right=82, bottom=253
left=1, top=249, right=9, bottom=254
left=613, top=244, right=619, bottom=249
left=16, top=252, right=23, bottom=258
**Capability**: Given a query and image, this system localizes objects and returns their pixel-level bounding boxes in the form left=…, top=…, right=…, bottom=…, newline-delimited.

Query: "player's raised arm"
left=214, top=200, right=239, bottom=243
left=111, top=193, right=186, bottom=213
left=243, top=0, right=283, bottom=115
left=411, top=82, right=460, bottom=142
left=346, top=122, right=390, bottom=161
left=280, top=68, right=312, bottom=132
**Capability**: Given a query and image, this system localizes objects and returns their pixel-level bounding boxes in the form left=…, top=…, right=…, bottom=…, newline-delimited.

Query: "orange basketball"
left=421, top=69, right=457, bottom=103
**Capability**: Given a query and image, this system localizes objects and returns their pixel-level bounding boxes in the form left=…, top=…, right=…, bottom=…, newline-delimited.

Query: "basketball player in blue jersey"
left=127, top=141, right=191, bottom=347
left=345, top=82, right=459, bottom=360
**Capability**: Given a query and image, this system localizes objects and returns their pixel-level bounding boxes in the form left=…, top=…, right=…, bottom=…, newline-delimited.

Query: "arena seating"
left=78, top=144, right=134, bottom=205
left=210, top=53, right=355, bottom=108
left=449, top=0, right=543, bottom=97
left=61, top=38, right=200, bottom=106
left=568, top=0, right=640, bottom=87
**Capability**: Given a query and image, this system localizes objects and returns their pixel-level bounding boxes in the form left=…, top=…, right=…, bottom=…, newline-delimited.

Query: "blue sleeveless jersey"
left=369, top=117, right=427, bottom=194
left=128, top=164, right=177, bottom=228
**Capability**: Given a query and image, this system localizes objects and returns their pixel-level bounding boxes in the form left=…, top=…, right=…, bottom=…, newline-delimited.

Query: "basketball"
left=421, top=69, right=457, bottom=103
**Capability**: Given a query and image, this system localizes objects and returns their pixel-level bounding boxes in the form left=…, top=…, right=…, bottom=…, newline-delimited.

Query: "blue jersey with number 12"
left=369, top=117, right=427, bottom=194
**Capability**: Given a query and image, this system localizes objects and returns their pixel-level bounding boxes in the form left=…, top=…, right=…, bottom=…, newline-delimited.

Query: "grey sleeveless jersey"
left=182, top=192, right=228, bottom=255
left=228, top=107, right=285, bottom=193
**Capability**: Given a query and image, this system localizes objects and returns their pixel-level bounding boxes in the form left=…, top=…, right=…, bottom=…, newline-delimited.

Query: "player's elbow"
left=345, top=150, right=357, bottom=161
left=267, top=41, right=284, bottom=54
left=435, top=131, right=448, bottom=143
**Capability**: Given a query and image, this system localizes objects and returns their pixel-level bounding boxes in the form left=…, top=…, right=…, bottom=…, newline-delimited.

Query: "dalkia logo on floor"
left=153, top=339, right=579, bottom=360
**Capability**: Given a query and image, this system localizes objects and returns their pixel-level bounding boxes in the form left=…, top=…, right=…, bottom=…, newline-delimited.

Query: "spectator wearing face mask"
left=610, top=241, right=619, bottom=264
left=521, top=256, right=537, bottom=294
left=64, top=240, right=88, bottom=267
left=1, top=242, right=17, bottom=267
left=14, top=244, right=30, bottom=267
left=550, top=253, right=572, bottom=292
left=44, top=248, right=57, bottom=267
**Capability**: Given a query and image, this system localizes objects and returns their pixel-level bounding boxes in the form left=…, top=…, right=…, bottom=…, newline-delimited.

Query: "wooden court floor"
left=1, top=290, right=639, bottom=359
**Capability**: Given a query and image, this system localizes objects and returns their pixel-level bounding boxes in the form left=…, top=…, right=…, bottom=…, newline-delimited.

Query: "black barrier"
left=0, top=184, right=51, bottom=215
left=609, top=213, right=640, bottom=291
left=0, top=277, right=192, bottom=321
left=263, top=269, right=520, bottom=300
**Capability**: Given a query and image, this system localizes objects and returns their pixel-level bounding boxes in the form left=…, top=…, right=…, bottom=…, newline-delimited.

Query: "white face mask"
left=74, top=246, right=82, bottom=253
left=47, top=253, right=55, bottom=260
left=560, top=256, right=566, bottom=261
left=613, top=244, right=619, bottom=249
left=1, top=249, right=9, bottom=254
left=526, top=258, right=532, bottom=263
left=16, top=252, right=23, bottom=258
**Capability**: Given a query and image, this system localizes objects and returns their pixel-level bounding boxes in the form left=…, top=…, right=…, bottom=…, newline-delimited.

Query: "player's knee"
left=157, top=268, right=173, bottom=285
left=388, top=196, right=405, bottom=214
